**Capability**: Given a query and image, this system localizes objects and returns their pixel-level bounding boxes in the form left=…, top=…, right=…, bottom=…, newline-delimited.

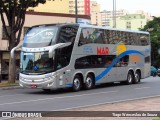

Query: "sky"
left=96, top=0, right=160, bottom=16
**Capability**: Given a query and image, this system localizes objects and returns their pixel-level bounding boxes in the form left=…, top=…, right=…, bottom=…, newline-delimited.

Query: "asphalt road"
left=0, top=76, right=160, bottom=111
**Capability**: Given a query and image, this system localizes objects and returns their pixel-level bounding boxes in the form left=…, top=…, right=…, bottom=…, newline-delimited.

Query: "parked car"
left=151, top=66, right=157, bottom=77
left=157, top=68, right=160, bottom=77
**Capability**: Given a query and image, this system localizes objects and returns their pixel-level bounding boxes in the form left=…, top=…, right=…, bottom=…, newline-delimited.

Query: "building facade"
left=91, top=9, right=128, bottom=26
left=90, top=9, right=152, bottom=31
left=90, top=1, right=100, bottom=13
left=28, top=0, right=91, bottom=15
left=110, top=14, right=148, bottom=30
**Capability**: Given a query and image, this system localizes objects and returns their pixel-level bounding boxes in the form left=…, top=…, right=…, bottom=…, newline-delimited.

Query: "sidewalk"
left=0, top=80, right=20, bottom=90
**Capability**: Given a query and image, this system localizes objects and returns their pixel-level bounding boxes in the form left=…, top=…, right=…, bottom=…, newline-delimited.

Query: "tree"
left=140, top=17, right=160, bottom=68
left=0, top=0, right=46, bottom=83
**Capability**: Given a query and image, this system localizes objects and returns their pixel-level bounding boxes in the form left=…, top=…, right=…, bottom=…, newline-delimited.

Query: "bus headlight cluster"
left=47, top=82, right=54, bottom=87
left=44, top=77, right=52, bottom=81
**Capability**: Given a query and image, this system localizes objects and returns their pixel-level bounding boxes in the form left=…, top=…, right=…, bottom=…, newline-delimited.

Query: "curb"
left=0, top=85, right=21, bottom=90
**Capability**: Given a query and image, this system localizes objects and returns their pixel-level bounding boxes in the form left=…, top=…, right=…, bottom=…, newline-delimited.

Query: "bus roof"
left=79, top=24, right=149, bottom=34
left=29, top=23, right=149, bottom=34
left=30, top=23, right=79, bottom=28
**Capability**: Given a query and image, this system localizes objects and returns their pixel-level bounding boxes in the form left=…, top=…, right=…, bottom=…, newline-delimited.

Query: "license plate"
left=31, top=85, right=37, bottom=88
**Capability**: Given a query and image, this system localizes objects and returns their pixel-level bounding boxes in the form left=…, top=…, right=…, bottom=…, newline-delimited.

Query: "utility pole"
left=115, top=0, right=116, bottom=28
left=113, top=0, right=116, bottom=28
left=75, top=0, right=78, bottom=23
left=113, top=0, right=114, bottom=27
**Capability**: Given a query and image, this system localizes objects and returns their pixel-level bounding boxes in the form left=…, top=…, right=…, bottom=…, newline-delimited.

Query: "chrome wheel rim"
left=128, top=74, right=132, bottom=83
left=135, top=73, right=139, bottom=82
left=74, top=78, right=80, bottom=90
left=86, top=77, right=92, bottom=88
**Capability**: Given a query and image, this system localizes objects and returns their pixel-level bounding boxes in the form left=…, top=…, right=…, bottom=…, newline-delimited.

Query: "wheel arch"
left=127, top=69, right=134, bottom=78
left=73, top=72, right=84, bottom=83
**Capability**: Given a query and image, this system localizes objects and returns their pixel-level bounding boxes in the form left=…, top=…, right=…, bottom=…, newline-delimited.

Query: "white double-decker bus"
left=12, top=24, right=150, bottom=91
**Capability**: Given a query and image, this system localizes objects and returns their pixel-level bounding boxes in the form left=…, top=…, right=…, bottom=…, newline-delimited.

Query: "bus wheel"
left=133, top=71, right=141, bottom=84
left=72, top=75, right=82, bottom=92
left=125, top=71, right=134, bottom=85
left=84, top=74, right=94, bottom=90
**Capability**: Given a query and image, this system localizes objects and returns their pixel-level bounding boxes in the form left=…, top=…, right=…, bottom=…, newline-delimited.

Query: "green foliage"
left=140, top=17, right=160, bottom=67
left=153, top=117, right=160, bottom=120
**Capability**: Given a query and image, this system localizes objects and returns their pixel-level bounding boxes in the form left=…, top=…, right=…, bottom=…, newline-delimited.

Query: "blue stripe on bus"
left=95, top=50, right=144, bottom=81
left=66, top=83, right=73, bottom=87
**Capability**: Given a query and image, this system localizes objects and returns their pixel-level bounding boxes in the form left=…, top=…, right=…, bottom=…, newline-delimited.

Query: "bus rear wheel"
left=84, top=74, right=95, bottom=90
left=133, top=71, right=141, bottom=84
left=72, top=75, right=82, bottom=92
left=125, top=71, right=134, bottom=85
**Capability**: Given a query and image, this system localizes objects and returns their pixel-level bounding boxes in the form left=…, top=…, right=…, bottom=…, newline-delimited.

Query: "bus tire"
left=72, top=75, right=82, bottom=92
left=125, top=71, right=134, bottom=85
left=133, top=71, right=141, bottom=84
left=84, top=74, right=94, bottom=90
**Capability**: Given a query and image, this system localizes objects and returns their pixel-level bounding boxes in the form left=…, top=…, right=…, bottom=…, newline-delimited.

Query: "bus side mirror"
left=11, top=44, right=22, bottom=59
left=48, top=43, right=65, bottom=58
left=49, top=42, right=72, bottom=58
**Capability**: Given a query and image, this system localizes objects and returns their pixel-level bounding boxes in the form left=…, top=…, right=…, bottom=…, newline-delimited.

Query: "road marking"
left=135, top=87, right=151, bottom=90
left=0, top=94, right=25, bottom=98
left=54, top=94, right=160, bottom=111
left=0, top=90, right=118, bottom=106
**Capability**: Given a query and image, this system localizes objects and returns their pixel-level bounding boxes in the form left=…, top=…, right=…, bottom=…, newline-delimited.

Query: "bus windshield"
left=23, top=26, right=58, bottom=48
left=20, top=51, right=54, bottom=74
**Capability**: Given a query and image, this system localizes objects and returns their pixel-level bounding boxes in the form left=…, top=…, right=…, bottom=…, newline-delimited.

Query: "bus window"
left=75, top=56, right=92, bottom=69
left=78, top=28, right=105, bottom=46
left=139, top=34, right=149, bottom=46
left=58, top=26, right=78, bottom=43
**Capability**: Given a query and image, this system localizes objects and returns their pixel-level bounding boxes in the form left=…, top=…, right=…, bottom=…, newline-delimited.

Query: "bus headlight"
left=47, top=82, right=54, bottom=87
left=44, top=76, right=55, bottom=81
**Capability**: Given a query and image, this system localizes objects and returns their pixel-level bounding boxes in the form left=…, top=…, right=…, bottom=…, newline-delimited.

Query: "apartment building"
left=91, top=9, right=128, bottom=26
left=28, top=0, right=69, bottom=14
left=90, top=1, right=100, bottom=13
left=28, top=0, right=91, bottom=15
left=110, top=14, right=148, bottom=30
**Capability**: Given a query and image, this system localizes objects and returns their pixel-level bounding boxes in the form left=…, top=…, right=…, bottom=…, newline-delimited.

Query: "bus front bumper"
left=19, top=76, right=56, bottom=89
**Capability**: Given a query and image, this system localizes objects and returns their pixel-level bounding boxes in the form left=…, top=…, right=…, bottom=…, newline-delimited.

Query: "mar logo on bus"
left=97, top=47, right=109, bottom=55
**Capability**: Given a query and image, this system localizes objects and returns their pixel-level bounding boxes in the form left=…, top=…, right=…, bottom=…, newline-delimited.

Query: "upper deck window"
left=79, top=28, right=105, bottom=46
left=23, top=26, right=58, bottom=48
left=58, top=26, right=78, bottom=43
